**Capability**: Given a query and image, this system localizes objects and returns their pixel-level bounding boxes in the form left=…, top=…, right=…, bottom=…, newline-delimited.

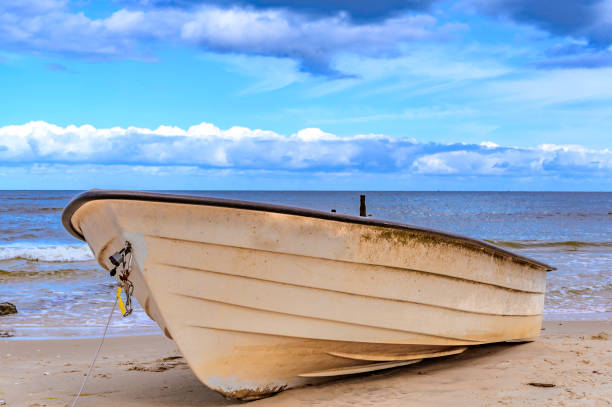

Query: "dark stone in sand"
left=0, top=330, right=15, bottom=337
left=0, top=302, right=17, bottom=316
left=527, top=382, right=556, bottom=388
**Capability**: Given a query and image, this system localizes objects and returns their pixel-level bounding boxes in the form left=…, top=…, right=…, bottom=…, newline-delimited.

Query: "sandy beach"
left=1, top=320, right=609, bottom=407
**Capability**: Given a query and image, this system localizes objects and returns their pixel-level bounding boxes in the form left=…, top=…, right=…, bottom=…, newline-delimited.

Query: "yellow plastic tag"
left=116, top=286, right=126, bottom=316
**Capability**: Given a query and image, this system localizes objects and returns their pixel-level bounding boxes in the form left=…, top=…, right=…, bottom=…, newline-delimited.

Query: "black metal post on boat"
left=360, top=195, right=366, bottom=217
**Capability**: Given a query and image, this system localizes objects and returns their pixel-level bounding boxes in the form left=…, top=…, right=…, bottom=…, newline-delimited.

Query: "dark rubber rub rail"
left=62, top=189, right=555, bottom=271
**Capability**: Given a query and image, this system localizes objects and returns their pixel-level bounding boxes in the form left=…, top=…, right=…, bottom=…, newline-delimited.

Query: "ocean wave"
left=0, top=233, right=39, bottom=242
left=0, top=267, right=91, bottom=279
left=0, top=207, right=63, bottom=214
left=0, top=245, right=94, bottom=262
left=2, top=195, right=74, bottom=201
left=485, top=240, right=612, bottom=249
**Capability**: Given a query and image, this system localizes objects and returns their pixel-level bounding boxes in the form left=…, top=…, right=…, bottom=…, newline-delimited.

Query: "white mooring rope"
left=71, top=295, right=118, bottom=407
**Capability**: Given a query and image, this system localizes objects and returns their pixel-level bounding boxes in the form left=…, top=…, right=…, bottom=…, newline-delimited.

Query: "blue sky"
left=1, top=0, right=611, bottom=190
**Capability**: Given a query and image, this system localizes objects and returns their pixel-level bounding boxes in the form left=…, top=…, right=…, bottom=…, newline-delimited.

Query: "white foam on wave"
left=0, top=244, right=94, bottom=262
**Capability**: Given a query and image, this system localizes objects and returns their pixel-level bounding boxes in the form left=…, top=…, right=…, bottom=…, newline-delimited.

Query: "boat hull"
left=64, top=192, right=550, bottom=399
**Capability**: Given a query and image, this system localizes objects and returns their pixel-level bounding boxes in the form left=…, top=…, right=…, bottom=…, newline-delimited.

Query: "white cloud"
left=1, top=121, right=610, bottom=179
left=180, top=9, right=444, bottom=73
left=480, top=141, right=499, bottom=149
left=412, top=144, right=612, bottom=175
left=0, top=1, right=453, bottom=73
left=468, top=0, right=612, bottom=46
left=293, top=128, right=337, bottom=141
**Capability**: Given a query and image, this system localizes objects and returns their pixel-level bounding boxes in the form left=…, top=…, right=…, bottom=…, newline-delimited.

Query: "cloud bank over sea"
left=1, top=121, right=610, bottom=190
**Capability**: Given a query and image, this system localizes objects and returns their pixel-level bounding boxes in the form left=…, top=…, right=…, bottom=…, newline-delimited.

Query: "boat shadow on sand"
left=87, top=341, right=527, bottom=406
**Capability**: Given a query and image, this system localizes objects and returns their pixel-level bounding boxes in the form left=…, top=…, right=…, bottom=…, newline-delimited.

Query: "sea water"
left=1, top=191, right=610, bottom=338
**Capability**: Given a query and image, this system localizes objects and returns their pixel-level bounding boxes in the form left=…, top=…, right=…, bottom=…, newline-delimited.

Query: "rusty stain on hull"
left=214, top=384, right=288, bottom=401
left=361, top=228, right=544, bottom=271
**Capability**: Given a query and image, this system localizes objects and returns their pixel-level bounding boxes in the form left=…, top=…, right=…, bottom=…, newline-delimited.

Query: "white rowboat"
left=62, top=190, right=553, bottom=399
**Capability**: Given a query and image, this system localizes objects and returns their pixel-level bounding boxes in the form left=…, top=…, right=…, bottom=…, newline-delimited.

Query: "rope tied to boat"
left=71, top=241, right=134, bottom=407
left=110, top=241, right=134, bottom=317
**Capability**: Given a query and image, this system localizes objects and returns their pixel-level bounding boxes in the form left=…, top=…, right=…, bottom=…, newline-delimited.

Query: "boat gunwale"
left=61, top=189, right=555, bottom=271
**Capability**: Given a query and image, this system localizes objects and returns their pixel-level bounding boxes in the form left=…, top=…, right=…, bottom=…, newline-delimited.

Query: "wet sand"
left=1, top=320, right=610, bottom=407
